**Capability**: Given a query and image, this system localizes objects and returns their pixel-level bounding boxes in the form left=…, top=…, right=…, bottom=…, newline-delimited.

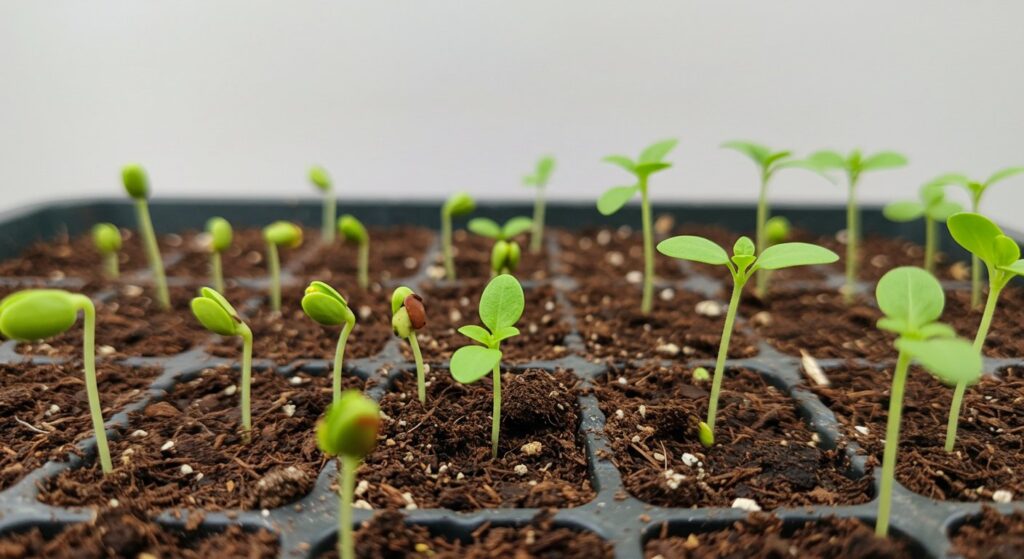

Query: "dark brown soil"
left=0, top=363, right=159, bottom=491
left=556, top=226, right=683, bottom=281
left=357, top=368, right=594, bottom=510
left=644, top=514, right=915, bottom=558
left=439, top=229, right=551, bottom=281
left=951, top=506, right=1024, bottom=559
left=296, top=226, right=435, bottom=283
left=945, top=287, right=1024, bottom=358
left=170, top=228, right=278, bottom=279
left=593, top=364, right=872, bottom=508
left=39, top=366, right=346, bottom=511
left=810, top=364, right=1024, bottom=502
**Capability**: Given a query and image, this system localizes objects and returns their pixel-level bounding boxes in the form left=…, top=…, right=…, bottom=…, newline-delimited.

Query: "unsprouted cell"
left=122, top=164, right=170, bottom=310
left=302, top=281, right=356, bottom=406
left=883, top=180, right=961, bottom=273
left=440, top=192, right=476, bottom=280
left=91, top=223, right=122, bottom=279
left=467, top=216, right=532, bottom=275
left=263, top=221, right=303, bottom=312
left=338, top=215, right=370, bottom=289
left=523, top=155, right=556, bottom=254
left=206, top=217, right=233, bottom=293
left=310, top=165, right=336, bottom=243
left=391, top=286, right=428, bottom=404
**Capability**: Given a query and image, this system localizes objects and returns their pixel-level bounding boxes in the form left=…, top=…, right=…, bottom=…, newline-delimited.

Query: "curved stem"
left=706, top=276, right=743, bottom=434
left=970, top=197, right=982, bottom=308
left=754, top=176, right=769, bottom=298
left=134, top=199, right=169, bottom=310
left=924, top=216, right=936, bottom=273
left=211, top=251, right=224, bottom=293
left=409, top=333, right=426, bottom=404
left=945, top=279, right=1001, bottom=451
left=333, top=322, right=353, bottom=406
left=531, top=186, right=545, bottom=254
left=339, top=455, right=359, bottom=559
left=75, top=296, right=112, bottom=474
left=491, top=360, right=502, bottom=459
left=640, top=180, right=654, bottom=315
left=323, top=191, right=336, bottom=243
left=240, top=323, right=253, bottom=442
left=843, top=182, right=858, bottom=304
left=103, top=252, right=119, bottom=279
left=358, top=241, right=369, bottom=290
left=442, top=211, right=455, bottom=280
left=267, top=242, right=281, bottom=312
left=877, top=350, right=911, bottom=537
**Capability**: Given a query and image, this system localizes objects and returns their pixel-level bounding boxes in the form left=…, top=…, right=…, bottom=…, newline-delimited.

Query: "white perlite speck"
left=160, top=441, right=175, bottom=451
left=355, top=480, right=369, bottom=496
left=223, top=385, right=237, bottom=396
left=663, top=470, right=685, bottom=490
left=131, top=430, right=148, bottom=438
left=731, top=498, right=762, bottom=512
left=615, top=409, right=625, bottom=420
left=993, top=490, right=1013, bottom=503
left=854, top=425, right=869, bottom=436
left=625, top=271, right=643, bottom=284
left=282, top=404, right=296, bottom=417
left=180, top=464, right=194, bottom=475
left=354, top=500, right=373, bottom=510
left=695, top=300, right=723, bottom=317
left=521, top=442, right=543, bottom=456
left=681, top=453, right=699, bottom=467
left=656, top=343, right=680, bottom=357
left=513, top=464, right=529, bottom=476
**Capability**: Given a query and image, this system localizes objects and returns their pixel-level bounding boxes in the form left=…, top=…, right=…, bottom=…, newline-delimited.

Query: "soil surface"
left=0, top=363, right=159, bottom=491
left=593, top=364, right=872, bottom=508
left=950, top=506, right=1024, bottom=559
left=945, top=287, right=1024, bottom=358
left=170, top=228, right=279, bottom=279
left=0, top=229, right=179, bottom=282
left=556, top=226, right=683, bottom=281
left=296, top=226, right=435, bottom=283
left=357, top=368, right=594, bottom=510
left=817, top=233, right=965, bottom=282
left=438, top=229, right=551, bottom=281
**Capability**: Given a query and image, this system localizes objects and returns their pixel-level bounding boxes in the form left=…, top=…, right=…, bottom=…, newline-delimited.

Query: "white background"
left=1, top=1, right=1022, bottom=225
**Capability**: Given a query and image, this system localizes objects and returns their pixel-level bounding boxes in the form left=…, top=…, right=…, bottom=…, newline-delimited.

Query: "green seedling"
left=302, top=281, right=356, bottom=406
left=692, top=367, right=710, bottom=383
left=440, top=192, right=476, bottom=280
left=122, top=164, right=170, bottom=310
left=190, top=287, right=254, bottom=441
left=0, top=290, right=112, bottom=473
left=657, top=235, right=838, bottom=446
left=206, top=217, right=233, bottom=293
left=808, top=149, right=908, bottom=303
left=338, top=215, right=370, bottom=289
left=883, top=181, right=961, bottom=273
left=598, top=139, right=678, bottom=315
left=91, top=223, right=122, bottom=279
left=263, top=221, right=303, bottom=312
left=523, top=155, right=556, bottom=254
left=391, top=286, right=428, bottom=404
left=942, top=212, right=1024, bottom=452
left=317, top=390, right=380, bottom=559
left=310, top=166, right=336, bottom=243
left=872, top=267, right=982, bottom=537
left=764, top=216, right=791, bottom=246
left=449, top=274, right=524, bottom=458
left=467, top=216, right=532, bottom=275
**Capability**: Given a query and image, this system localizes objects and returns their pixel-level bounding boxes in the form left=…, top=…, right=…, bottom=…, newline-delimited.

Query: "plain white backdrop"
left=1, top=1, right=1022, bottom=225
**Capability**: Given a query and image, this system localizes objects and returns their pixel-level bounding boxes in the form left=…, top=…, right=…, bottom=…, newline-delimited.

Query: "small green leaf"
left=754, top=242, right=839, bottom=271
left=733, top=236, right=755, bottom=257
left=191, top=297, right=238, bottom=337
left=656, top=236, right=729, bottom=265
left=602, top=155, right=636, bottom=173
left=927, top=200, right=962, bottom=222
left=947, top=213, right=1005, bottom=266
left=918, top=322, right=957, bottom=339
left=309, top=166, right=332, bottom=192
left=764, top=216, right=791, bottom=245
left=478, top=274, right=525, bottom=331
left=721, top=141, right=771, bottom=166
left=263, top=221, right=304, bottom=248
left=633, top=162, right=672, bottom=177
left=0, top=290, right=80, bottom=341
left=883, top=201, right=925, bottom=222
left=443, top=192, right=476, bottom=217
left=450, top=346, right=503, bottom=384
left=391, top=286, right=414, bottom=314
left=597, top=186, right=638, bottom=216
left=206, top=217, right=233, bottom=252
left=502, top=216, right=534, bottom=239
left=808, top=151, right=847, bottom=170
left=199, top=286, right=240, bottom=320
left=316, top=390, right=379, bottom=458
left=121, top=164, right=150, bottom=199
left=993, top=235, right=1021, bottom=267
left=697, top=421, right=714, bottom=448
left=91, top=223, right=122, bottom=254
left=534, top=156, right=556, bottom=185
left=302, top=281, right=354, bottom=327
left=491, top=325, right=520, bottom=342
left=927, top=172, right=970, bottom=188
left=338, top=215, right=368, bottom=244
left=875, top=267, right=945, bottom=333
left=985, top=166, right=1024, bottom=187
left=468, top=218, right=502, bottom=239
left=457, top=325, right=492, bottom=346
left=896, top=338, right=982, bottom=387
left=638, top=139, right=678, bottom=164
left=860, top=151, right=908, bottom=171
left=998, top=259, right=1024, bottom=277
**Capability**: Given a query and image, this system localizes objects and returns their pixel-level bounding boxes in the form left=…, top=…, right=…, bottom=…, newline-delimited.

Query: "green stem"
left=531, top=186, right=545, bottom=254
left=102, top=252, right=119, bottom=279
left=754, top=176, right=769, bottom=298
left=877, top=350, right=911, bottom=537
left=75, top=296, right=112, bottom=474
left=639, top=180, right=654, bottom=315
left=843, top=181, right=858, bottom=304
left=409, top=333, right=426, bottom=404
left=924, top=216, right=936, bottom=273
left=945, top=280, right=1001, bottom=451
left=333, top=322, right=353, bottom=406
left=211, top=251, right=224, bottom=293
left=442, top=211, right=455, bottom=280
left=491, top=361, right=502, bottom=459
left=970, top=197, right=982, bottom=308
left=323, top=191, right=336, bottom=243
left=134, top=199, right=169, bottom=310
left=706, top=276, right=744, bottom=434
left=358, top=241, right=369, bottom=290
left=240, top=323, right=253, bottom=442
left=267, top=242, right=281, bottom=312
left=339, top=455, right=359, bottom=559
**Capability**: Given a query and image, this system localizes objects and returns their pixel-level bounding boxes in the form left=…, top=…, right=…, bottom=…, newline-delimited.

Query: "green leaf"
left=808, top=150, right=847, bottom=170
left=927, top=172, right=970, bottom=188
left=91, top=223, right=122, bottom=254
left=860, top=151, right=908, bottom=171
left=633, top=162, right=672, bottom=177
left=947, top=212, right=1005, bottom=266
left=206, top=217, right=233, bottom=252
left=317, top=390, right=379, bottom=458
left=450, top=346, right=503, bottom=384
left=457, top=325, right=492, bottom=346
left=491, top=325, right=520, bottom=342
left=309, top=166, right=332, bottom=192
left=722, top=141, right=772, bottom=166
left=535, top=156, right=555, bottom=184
left=875, top=267, right=945, bottom=333
left=302, top=288, right=354, bottom=327
left=993, top=235, right=1021, bottom=267
left=121, top=164, right=150, bottom=199
left=0, top=290, right=80, bottom=341
left=263, top=221, right=304, bottom=248
left=443, top=192, right=476, bottom=216
left=918, top=322, right=957, bottom=339
left=638, top=139, right=678, bottom=164
left=191, top=297, right=238, bottom=337
left=763, top=151, right=793, bottom=169
left=468, top=218, right=502, bottom=239
left=478, top=274, right=525, bottom=331
left=883, top=201, right=925, bottom=222
left=926, top=200, right=962, bottom=222
left=896, top=338, right=982, bottom=387
left=597, top=186, right=638, bottom=216
left=602, top=155, right=636, bottom=173
left=998, top=259, right=1024, bottom=277
left=337, top=215, right=368, bottom=244
left=754, top=242, right=839, bottom=271
left=656, top=236, right=729, bottom=265
left=985, top=166, right=1024, bottom=186
left=502, top=216, right=534, bottom=239
left=764, top=216, right=791, bottom=245
left=773, top=159, right=837, bottom=184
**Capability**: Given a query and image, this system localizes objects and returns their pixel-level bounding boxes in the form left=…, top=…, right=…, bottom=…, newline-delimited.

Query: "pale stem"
left=970, top=196, right=982, bottom=307
left=531, top=185, right=545, bottom=254
left=333, top=322, right=353, bottom=406
left=706, top=276, right=744, bottom=433
left=491, top=361, right=502, bottom=459
left=877, top=350, right=911, bottom=537
left=338, top=455, right=359, bottom=559
left=102, top=252, right=119, bottom=279
left=754, top=175, right=769, bottom=297
left=134, top=199, right=169, bottom=310
left=409, top=333, right=426, bottom=404
left=442, top=210, right=456, bottom=280
left=211, top=251, right=224, bottom=293
left=924, top=216, right=936, bottom=273
left=843, top=181, right=859, bottom=304
left=640, top=179, right=655, bottom=315
left=323, top=191, right=336, bottom=243
left=358, top=241, right=369, bottom=289
left=76, top=296, right=112, bottom=474
left=267, top=242, right=281, bottom=312
left=240, top=323, right=253, bottom=442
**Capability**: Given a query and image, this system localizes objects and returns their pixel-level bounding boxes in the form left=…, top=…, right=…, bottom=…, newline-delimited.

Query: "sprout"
left=91, top=223, right=122, bottom=279
left=691, top=366, right=710, bottom=382
left=317, top=390, right=380, bottom=559
left=391, top=286, right=428, bottom=404
left=338, top=215, right=370, bottom=289
left=449, top=274, right=524, bottom=458
left=597, top=139, right=678, bottom=315
left=262, top=221, right=303, bottom=312
left=808, top=150, right=908, bottom=303
left=302, top=281, right=356, bottom=406
left=764, top=216, right=791, bottom=246
left=883, top=180, right=961, bottom=273
left=440, top=192, right=476, bottom=280
left=206, top=217, right=233, bottom=293
left=657, top=235, right=838, bottom=446
left=871, top=267, right=982, bottom=537
left=122, top=164, right=170, bottom=310
left=191, top=287, right=254, bottom=441
left=310, top=165, right=336, bottom=243
left=523, top=155, right=556, bottom=254
left=467, top=216, right=532, bottom=275
left=0, top=290, right=112, bottom=473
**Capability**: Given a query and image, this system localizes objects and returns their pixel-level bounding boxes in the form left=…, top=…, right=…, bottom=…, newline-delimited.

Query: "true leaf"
left=875, top=267, right=945, bottom=332
left=656, top=236, right=729, bottom=265
left=754, top=243, right=839, bottom=271
left=491, top=325, right=520, bottom=342
left=478, top=274, right=524, bottom=331
left=597, top=186, right=637, bottom=216
left=895, top=338, right=982, bottom=387
left=638, top=139, right=678, bottom=164
left=457, top=325, right=492, bottom=346
left=450, top=346, right=503, bottom=384
left=468, top=218, right=502, bottom=240
left=883, top=201, right=925, bottom=222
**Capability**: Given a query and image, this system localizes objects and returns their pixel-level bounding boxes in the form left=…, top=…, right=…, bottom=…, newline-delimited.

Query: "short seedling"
left=338, top=215, right=370, bottom=289
left=523, top=155, right=556, bottom=254
left=449, top=274, right=524, bottom=458
left=467, top=216, right=533, bottom=275
left=872, top=266, right=982, bottom=537
left=206, top=217, right=233, bottom=293
left=440, top=192, right=476, bottom=280
left=657, top=235, right=838, bottom=446
left=190, top=287, right=255, bottom=441
left=391, top=286, right=428, bottom=404
left=317, top=390, right=379, bottom=559
left=302, top=281, right=356, bottom=406
left=310, top=166, right=336, bottom=243
left=883, top=180, right=961, bottom=273
left=808, top=149, right=908, bottom=303
left=263, top=221, right=303, bottom=312
left=0, top=290, right=113, bottom=474
left=942, top=212, right=1024, bottom=451
left=122, top=164, right=170, bottom=310
left=91, top=223, right=122, bottom=279
left=598, top=139, right=678, bottom=315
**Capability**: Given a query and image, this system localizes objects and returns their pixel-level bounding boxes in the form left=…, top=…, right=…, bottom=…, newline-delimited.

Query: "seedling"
left=338, top=215, right=370, bottom=289
left=871, top=267, right=982, bottom=537
left=0, top=290, right=112, bottom=474
left=523, top=155, right=556, bottom=254
left=302, top=281, right=356, bottom=406
left=657, top=235, right=838, bottom=446
left=190, top=287, right=254, bottom=440
left=440, top=192, right=476, bottom=280
left=942, top=212, right=1024, bottom=451
left=310, top=166, right=336, bottom=243
left=122, top=164, right=170, bottom=310
left=467, top=216, right=533, bottom=275
left=449, top=274, right=524, bottom=458
left=808, top=149, right=908, bottom=303
left=391, top=286, right=428, bottom=403
left=317, top=390, right=379, bottom=559
left=597, top=139, right=677, bottom=315
left=764, top=216, right=791, bottom=246
left=883, top=180, right=961, bottom=273
left=91, top=223, right=122, bottom=279
left=263, top=221, right=303, bottom=312
left=206, top=217, right=233, bottom=293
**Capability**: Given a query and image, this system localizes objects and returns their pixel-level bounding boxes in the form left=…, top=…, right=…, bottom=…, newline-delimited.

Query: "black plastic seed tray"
left=0, top=198, right=1020, bottom=559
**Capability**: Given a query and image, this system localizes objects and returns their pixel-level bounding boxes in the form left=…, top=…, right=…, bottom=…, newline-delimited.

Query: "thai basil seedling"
left=441, top=192, right=476, bottom=280
left=263, top=221, right=303, bottom=312
left=657, top=235, right=838, bottom=446
left=391, top=286, right=428, bottom=404
left=302, top=281, right=356, bottom=406
left=467, top=216, right=532, bottom=275
left=883, top=181, right=961, bottom=273
left=122, top=164, right=170, bottom=310
left=0, top=290, right=113, bottom=473
left=91, top=223, right=122, bottom=279
left=338, top=214, right=370, bottom=289
left=872, top=267, right=982, bottom=537
left=191, top=287, right=255, bottom=441
left=310, top=165, right=336, bottom=243
left=206, top=217, right=233, bottom=293
left=449, top=274, right=524, bottom=458
left=598, top=139, right=677, bottom=315
left=317, top=390, right=379, bottom=559
left=523, top=155, right=556, bottom=254
left=808, top=149, right=908, bottom=303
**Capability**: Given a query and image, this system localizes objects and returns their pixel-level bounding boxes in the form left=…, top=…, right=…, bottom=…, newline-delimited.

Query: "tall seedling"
left=122, top=164, right=170, bottom=310
left=883, top=181, right=961, bottom=273
left=523, top=155, right=556, bottom=254
left=310, top=166, right=336, bottom=243
left=441, top=192, right=476, bottom=280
